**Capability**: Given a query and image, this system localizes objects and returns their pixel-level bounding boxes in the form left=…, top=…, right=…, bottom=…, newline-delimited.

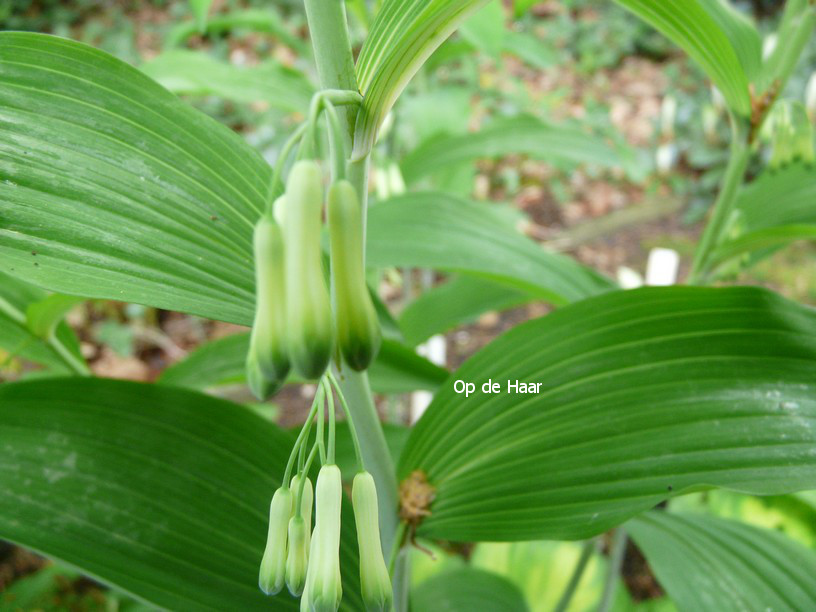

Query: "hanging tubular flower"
left=303, top=465, right=343, bottom=611
left=352, top=471, right=392, bottom=612
left=287, top=475, right=314, bottom=596
left=246, top=213, right=290, bottom=399
left=284, top=160, right=334, bottom=379
left=328, top=180, right=381, bottom=371
left=259, top=486, right=294, bottom=595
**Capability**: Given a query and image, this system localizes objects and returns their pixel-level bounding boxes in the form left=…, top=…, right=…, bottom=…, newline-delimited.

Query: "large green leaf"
left=0, top=378, right=363, bottom=611
left=734, top=163, right=816, bottom=231
left=159, top=332, right=448, bottom=395
left=712, top=163, right=816, bottom=266
left=367, top=192, right=617, bottom=305
left=628, top=512, right=816, bottom=611
left=401, top=115, right=625, bottom=185
left=613, top=0, right=752, bottom=116
left=399, top=275, right=530, bottom=346
left=140, top=51, right=314, bottom=114
left=0, top=32, right=269, bottom=325
left=411, top=568, right=529, bottom=612
left=0, top=271, right=86, bottom=374
left=352, top=0, right=490, bottom=159
left=398, top=286, right=816, bottom=542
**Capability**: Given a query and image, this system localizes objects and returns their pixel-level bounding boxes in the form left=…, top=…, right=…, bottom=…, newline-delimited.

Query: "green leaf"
left=159, top=332, right=249, bottom=388
left=25, top=293, right=84, bottom=340
left=459, top=1, right=506, bottom=59
left=513, top=0, right=540, bottom=18
left=398, top=286, right=816, bottom=542
left=367, top=192, right=617, bottom=305
left=353, top=0, right=490, bottom=159
left=0, top=271, right=86, bottom=374
left=669, top=489, right=816, bottom=548
left=165, top=9, right=305, bottom=52
left=140, top=51, right=314, bottom=114
left=159, top=332, right=448, bottom=395
left=612, top=0, right=752, bottom=116
left=411, top=568, right=529, bottom=612
left=0, top=378, right=363, bottom=611
left=502, top=31, right=559, bottom=70
left=471, top=540, right=631, bottom=612
left=368, top=339, right=449, bottom=394
left=733, top=163, right=816, bottom=231
left=401, top=115, right=627, bottom=184
left=400, top=275, right=530, bottom=346
left=628, top=512, right=816, bottom=610
left=0, top=32, right=270, bottom=326
left=712, top=163, right=816, bottom=266
left=699, top=0, right=762, bottom=81
left=189, top=0, right=213, bottom=32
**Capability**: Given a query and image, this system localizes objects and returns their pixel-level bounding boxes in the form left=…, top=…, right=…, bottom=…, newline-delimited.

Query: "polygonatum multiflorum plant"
left=1, top=1, right=816, bottom=611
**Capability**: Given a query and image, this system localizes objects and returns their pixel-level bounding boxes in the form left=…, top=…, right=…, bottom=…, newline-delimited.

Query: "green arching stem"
left=690, top=9, right=814, bottom=284
left=597, top=528, right=627, bottom=612
left=688, top=113, right=750, bottom=283
left=0, top=296, right=90, bottom=376
left=324, top=378, right=336, bottom=464
left=327, top=371, right=365, bottom=473
left=303, top=90, right=361, bottom=162
left=267, top=121, right=308, bottom=213
left=554, top=539, right=597, bottom=612
left=50, top=335, right=91, bottom=377
left=387, top=521, right=408, bottom=577
left=283, top=383, right=324, bottom=486
left=323, top=101, right=347, bottom=182
left=302, top=0, right=358, bottom=143
left=316, top=382, right=327, bottom=465
left=295, top=441, right=319, bottom=516
left=303, top=0, right=399, bottom=562
left=298, top=404, right=315, bottom=472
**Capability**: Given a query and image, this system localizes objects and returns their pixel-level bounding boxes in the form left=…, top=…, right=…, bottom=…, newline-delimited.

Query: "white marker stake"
left=646, top=248, right=680, bottom=286
left=411, top=334, right=447, bottom=424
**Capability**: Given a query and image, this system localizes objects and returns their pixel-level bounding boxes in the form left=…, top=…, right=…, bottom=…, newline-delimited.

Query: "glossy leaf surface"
left=629, top=511, right=816, bottom=611
left=367, top=193, right=616, bottom=305
left=0, top=32, right=268, bottom=325
left=613, top=0, right=752, bottom=116
left=353, top=0, right=490, bottom=158
left=399, top=286, right=816, bottom=541
left=411, top=568, right=529, bottom=612
left=0, top=378, right=363, bottom=610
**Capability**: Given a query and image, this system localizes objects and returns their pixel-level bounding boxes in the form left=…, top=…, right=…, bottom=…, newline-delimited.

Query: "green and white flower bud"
left=246, top=344, right=280, bottom=400
left=328, top=180, right=382, bottom=371
left=259, top=487, right=294, bottom=595
left=352, top=472, right=392, bottom=612
left=287, top=475, right=313, bottom=596
left=284, top=160, right=334, bottom=379
left=303, top=465, right=343, bottom=612
left=247, top=213, right=290, bottom=398
left=286, top=516, right=309, bottom=596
